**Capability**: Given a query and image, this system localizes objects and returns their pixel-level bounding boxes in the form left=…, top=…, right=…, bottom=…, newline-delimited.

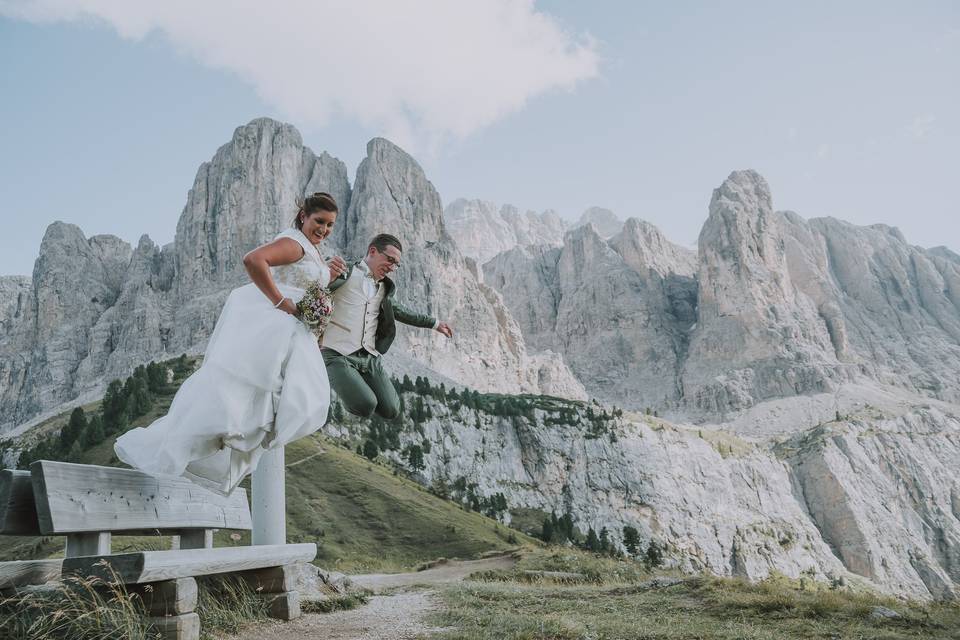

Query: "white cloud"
left=0, top=0, right=600, bottom=151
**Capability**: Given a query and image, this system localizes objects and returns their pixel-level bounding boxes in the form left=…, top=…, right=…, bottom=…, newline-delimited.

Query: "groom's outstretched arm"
left=394, top=302, right=453, bottom=337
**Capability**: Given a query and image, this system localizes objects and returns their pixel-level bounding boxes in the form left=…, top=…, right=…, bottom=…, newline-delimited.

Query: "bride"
left=115, top=192, right=347, bottom=494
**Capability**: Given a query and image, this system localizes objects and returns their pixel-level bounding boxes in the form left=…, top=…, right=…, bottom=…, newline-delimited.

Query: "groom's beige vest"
left=321, top=264, right=384, bottom=355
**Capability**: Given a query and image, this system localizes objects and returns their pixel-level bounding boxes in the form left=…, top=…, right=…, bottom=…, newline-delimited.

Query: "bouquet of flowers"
left=296, top=280, right=334, bottom=339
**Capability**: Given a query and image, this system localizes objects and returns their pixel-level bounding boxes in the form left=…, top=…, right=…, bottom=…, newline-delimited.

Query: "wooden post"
left=174, top=529, right=214, bottom=550
left=65, top=532, right=111, bottom=558
left=251, top=447, right=285, bottom=545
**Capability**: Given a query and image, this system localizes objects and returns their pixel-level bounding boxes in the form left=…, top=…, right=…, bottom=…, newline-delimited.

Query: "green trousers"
left=322, top=349, right=400, bottom=420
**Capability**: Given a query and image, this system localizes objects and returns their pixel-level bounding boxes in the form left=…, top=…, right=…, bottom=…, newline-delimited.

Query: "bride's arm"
left=242, top=238, right=304, bottom=315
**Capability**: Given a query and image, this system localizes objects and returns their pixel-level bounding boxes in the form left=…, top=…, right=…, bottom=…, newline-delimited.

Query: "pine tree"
left=623, top=525, right=641, bottom=555
left=146, top=361, right=167, bottom=393
left=585, top=527, right=600, bottom=552
left=81, top=415, right=106, bottom=448
left=415, top=376, right=429, bottom=395
left=131, top=378, right=153, bottom=416
left=362, top=439, right=379, bottom=461
left=406, top=444, right=425, bottom=471
left=541, top=517, right=555, bottom=543
left=173, top=354, right=191, bottom=376
left=644, top=540, right=664, bottom=568
left=599, top=527, right=610, bottom=553
left=101, top=380, right=128, bottom=434
left=60, top=407, right=87, bottom=448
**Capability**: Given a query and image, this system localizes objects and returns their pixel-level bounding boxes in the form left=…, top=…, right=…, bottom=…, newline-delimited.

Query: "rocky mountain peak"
left=175, top=118, right=351, bottom=297
left=340, top=136, right=582, bottom=398
left=444, top=199, right=566, bottom=265
left=611, top=217, right=697, bottom=277
left=340, top=137, right=447, bottom=259
left=930, top=246, right=960, bottom=264
left=573, top=206, right=623, bottom=238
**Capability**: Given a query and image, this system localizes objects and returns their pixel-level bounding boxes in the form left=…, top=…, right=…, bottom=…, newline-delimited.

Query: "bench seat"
left=63, top=543, right=317, bottom=584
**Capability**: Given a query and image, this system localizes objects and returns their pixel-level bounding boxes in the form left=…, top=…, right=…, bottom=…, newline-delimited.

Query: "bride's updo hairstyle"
left=294, top=192, right=339, bottom=229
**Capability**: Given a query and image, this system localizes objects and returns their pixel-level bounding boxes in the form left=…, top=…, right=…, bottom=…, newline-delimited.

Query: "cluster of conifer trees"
left=9, top=356, right=191, bottom=469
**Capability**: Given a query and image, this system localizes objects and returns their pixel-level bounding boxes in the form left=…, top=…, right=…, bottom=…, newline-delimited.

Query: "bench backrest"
left=29, top=460, right=252, bottom=535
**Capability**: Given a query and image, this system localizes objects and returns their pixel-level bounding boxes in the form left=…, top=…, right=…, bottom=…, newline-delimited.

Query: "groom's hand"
left=327, top=255, right=347, bottom=279
left=435, top=321, right=453, bottom=338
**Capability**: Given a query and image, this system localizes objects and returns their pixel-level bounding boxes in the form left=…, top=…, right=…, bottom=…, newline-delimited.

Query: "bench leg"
left=147, top=612, right=200, bottom=640
left=263, top=590, right=301, bottom=620
left=235, top=565, right=302, bottom=620
left=132, top=577, right=198, bottom=617
left=132, top=577, right=200, bottom=640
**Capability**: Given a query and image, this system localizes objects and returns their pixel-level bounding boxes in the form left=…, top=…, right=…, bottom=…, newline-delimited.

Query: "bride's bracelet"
left=273, top=297, right=287, bottom=309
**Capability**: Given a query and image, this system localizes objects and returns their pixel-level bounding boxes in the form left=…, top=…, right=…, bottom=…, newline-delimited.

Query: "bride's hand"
left=278, top=298, right=300, bottom=317
left=327, top=255, right=347, bottom=279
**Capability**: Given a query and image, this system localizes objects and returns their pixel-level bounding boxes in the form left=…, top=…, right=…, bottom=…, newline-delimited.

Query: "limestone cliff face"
left=0, top=119, right=583, bottom=432
left=681, top=171, right=858, bottom=418
left=780, top=407, right=960, bottom=600
left=680, top=172, right=960, bottom=417
left=170, top=118, right=352, bottom=349
left=0, top=224, right=133, bottom=430
left=484, top=170, right=960, bottom=419
left=336, top=139, right=585, bottom=399
left=326, top=393, right=960, bottom=600
left=444, top=198, right=565, bottom=265
left=484, top=218, right=698, bottom=409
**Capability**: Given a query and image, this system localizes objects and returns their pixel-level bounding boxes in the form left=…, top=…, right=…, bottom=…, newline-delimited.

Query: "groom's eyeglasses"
left=376, top=248, right=401, bottom=269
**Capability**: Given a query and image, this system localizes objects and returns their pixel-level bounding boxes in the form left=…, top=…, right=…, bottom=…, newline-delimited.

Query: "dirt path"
left=350, top=554, right=517, bottom=592
left=226, top=591, right=443, bottom=640
left=222, top=554, right=517, bottom=640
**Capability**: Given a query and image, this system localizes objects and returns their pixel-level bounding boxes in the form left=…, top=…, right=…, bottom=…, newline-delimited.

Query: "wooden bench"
left=0, top=461, right=317, bottom=640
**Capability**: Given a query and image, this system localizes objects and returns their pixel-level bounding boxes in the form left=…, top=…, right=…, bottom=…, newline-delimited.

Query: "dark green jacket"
left=327, top=262, right=435, bottom=355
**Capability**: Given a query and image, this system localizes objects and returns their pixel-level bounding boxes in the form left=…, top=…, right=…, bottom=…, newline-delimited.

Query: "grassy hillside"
left=0, top=357, right=536, bottom=571
left=431, top=549, right=960, bottom=640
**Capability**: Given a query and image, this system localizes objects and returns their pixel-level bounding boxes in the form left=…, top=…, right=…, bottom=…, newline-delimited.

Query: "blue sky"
left=1, top=1, right=957, bottom=276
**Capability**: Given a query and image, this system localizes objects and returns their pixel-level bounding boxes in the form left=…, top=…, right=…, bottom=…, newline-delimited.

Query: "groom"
left=321, top=233, right=453, bottom=419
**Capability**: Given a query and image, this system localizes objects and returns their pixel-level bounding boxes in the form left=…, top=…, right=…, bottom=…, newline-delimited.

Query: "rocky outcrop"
left=484, top=170, right=960, bottom=421
left=336, top=139, right=585, bottom=399
left=680, top=173, right=960, bottom=417
left=781, top=407, right=960, bottom=599
left=0, top=276, right=31, bottom=337
left=326, top=391, right=960, bottom=600
left=572, top=206, right=623, bottom=238
left=680, top=171, right=858, bottom=418
left=485, top=217, right=698, bottom=409
left=0, top=119, right=584, bottom=432
left=170, top=118, right=353, bottom=348
left=444, top=199, right=565, bottom=265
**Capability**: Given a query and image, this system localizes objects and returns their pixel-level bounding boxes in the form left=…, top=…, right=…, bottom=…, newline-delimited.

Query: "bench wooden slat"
left=30, top=460, right=252, bottom=535
left=0, top=559, right=63, bottom=590
left=62, top=543, right=316, bottom=584
left=0, top=469, right=41, bottom=535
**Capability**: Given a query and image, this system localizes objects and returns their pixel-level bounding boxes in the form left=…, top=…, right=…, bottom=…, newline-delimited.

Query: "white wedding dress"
left=115, top=228, right=331, bottom=495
